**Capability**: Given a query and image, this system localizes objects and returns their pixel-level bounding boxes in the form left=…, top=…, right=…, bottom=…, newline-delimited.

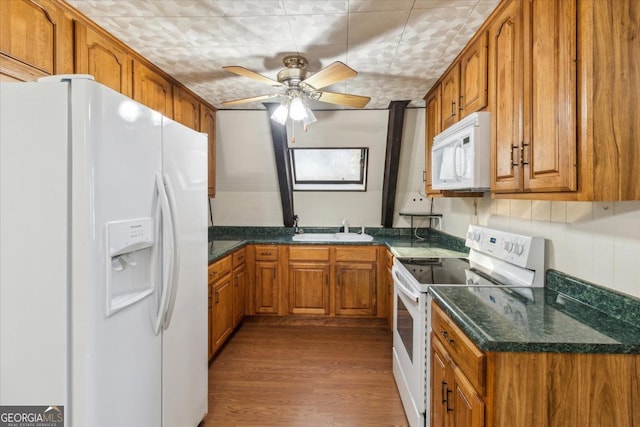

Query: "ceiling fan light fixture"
left=271, top=103, right=289, bottom=125
left=303, top=106, right=317, bottom=126
left=289, top=96, right=307, bottom=121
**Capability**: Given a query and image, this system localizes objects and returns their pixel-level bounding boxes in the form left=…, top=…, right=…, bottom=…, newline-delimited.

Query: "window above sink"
left=289, top=147, right=368, bottom=191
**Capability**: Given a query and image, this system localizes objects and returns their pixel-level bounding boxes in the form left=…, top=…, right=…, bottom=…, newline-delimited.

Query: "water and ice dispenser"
left=106, top=218, right=156, bottom=316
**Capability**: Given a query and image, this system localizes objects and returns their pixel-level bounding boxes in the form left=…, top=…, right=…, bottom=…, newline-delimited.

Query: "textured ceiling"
left=66, top=0, right=500, bottom=110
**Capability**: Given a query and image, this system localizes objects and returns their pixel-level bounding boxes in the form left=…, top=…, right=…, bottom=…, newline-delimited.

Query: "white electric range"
left=391, top=225, right=545, bottom=427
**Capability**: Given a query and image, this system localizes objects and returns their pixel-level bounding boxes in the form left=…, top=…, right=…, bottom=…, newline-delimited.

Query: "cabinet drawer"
left=208, top=255, right=231, bottom=283
left=431, top=302, right=485, bottom=393
left=335, top=246, right=378, bottom=262
left=289, top=246, right=330, bottom=261
left=232, top=247, right=246, bottom=268
left=255, top=245, right=278, bottom=261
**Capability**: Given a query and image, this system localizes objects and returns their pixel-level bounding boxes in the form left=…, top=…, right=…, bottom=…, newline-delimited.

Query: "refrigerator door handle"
left=161, top=174, right=181, bottom=329
left=153, top=173, right=175, bottom=336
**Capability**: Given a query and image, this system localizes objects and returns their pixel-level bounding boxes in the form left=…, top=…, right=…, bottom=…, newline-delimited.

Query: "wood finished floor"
left=201, top=316, right=409, bottom=427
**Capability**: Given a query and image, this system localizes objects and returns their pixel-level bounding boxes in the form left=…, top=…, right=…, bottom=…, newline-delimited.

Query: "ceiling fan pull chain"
left=290, top=119, right=296, bottom=143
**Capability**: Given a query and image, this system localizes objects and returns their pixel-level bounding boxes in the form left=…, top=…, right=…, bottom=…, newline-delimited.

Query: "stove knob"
left=514, top=243, right=525, bottom=255
left=503, top=241, right=513, bottom=252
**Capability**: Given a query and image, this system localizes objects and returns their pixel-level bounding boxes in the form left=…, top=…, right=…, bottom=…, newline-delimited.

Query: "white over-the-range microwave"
left=431, top=111, right=490, bottom=191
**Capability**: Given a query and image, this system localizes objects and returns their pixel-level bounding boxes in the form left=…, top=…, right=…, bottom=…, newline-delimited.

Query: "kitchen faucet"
left=341, top=218, right=349, bottom=233
left=293, top=215, right=302, bottom=234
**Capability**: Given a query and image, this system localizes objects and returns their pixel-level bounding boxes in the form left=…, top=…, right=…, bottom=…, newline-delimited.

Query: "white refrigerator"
left=0, top=75, right=208, bottom=427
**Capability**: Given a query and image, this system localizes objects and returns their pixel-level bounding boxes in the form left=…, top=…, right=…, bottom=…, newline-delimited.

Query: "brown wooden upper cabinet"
left=74, top=22, right=131, bottom=97
left=440, top=32, right=489, bottom=131
left=440, top=64, right=460, bottom=130
left=200, top=104, right=217, bottom=198
left=459, top=32, right=489, bottom=120
left=490, top=0, right=576, bottom=195
left=0, top=0, right=73, bottom=82
left=424, top=85, right=442, bottom=197
left=132, top=59, right=174, bottom=119
left=173, top=85, right=200, bottom=130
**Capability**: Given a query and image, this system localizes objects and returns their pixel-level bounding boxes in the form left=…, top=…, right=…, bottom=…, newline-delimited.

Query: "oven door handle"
left=392, top=265, right=421, bottom=304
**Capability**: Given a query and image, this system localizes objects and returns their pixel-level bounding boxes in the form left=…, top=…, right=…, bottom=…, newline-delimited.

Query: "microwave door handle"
left=454, top=140, right=464, bottom=179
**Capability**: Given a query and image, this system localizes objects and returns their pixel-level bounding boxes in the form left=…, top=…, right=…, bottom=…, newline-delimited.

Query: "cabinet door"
left=173, top=85, right=200, bottom=130
left=459, top=32, right=488, bottom=119
left=233, top=265, right=247, bottom=326
left=200, top=104, right=216, bottom=198
left=208, top=282, right=213, bottom=360
left=431, top=336, right=449, bottom=427
left=523, top=0, right=576, bottom=192
left=212, top=275, right=234, bottom=353
left=386, top=267, right=394, bottom=330
left=425, top=86, right=442, bottom=196
left=441, top=63, right=460, bottom=130
left=255, top=261, right=279, bottom=314
left=74, top=23, right=131, bottom=96
left=0, top=0, right=72, bottom=81
left=490, top=0, right=524, bottom=193
left=451, top=366, right=485, bottom=427
left=335, top=262, right=376, bottom=316
left=132, top=59, right=173, bottom=118
left=288, top=262, right=330, bottom=315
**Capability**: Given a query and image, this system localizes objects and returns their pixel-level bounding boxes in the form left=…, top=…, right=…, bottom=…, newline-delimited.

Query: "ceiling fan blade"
left=315, top=91, right=371, bottom=109
left=222, top=66, right=282, bottom=86
left=302, top=61, right=357, bottom=90
left=220, top=93, right=280, bottom=106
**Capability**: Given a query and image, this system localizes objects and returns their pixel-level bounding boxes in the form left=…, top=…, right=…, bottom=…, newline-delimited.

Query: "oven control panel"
left=465, top=224, right=544, bottom=269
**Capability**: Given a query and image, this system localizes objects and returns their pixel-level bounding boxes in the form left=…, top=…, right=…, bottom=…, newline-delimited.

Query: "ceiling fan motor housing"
left=278, top=56, right=311, bottom=87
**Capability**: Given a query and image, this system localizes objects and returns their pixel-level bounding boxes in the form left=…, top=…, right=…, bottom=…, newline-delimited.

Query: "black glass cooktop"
left=398, top=257, right=470, bottom=285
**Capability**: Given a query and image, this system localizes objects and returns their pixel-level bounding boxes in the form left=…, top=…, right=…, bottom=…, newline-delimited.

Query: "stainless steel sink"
left=291, top=232, right=374, bottom=242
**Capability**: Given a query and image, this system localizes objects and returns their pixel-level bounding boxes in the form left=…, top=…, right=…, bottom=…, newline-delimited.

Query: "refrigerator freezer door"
left=0, top=83, right=70, bottom=407
left=161, top=118, right=208, bottom=426
left=70, top=80, right=163, bottom=427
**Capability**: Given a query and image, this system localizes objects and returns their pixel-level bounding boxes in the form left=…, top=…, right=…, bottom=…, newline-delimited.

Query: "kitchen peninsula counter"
left=430, top=271, right=640, bottom=354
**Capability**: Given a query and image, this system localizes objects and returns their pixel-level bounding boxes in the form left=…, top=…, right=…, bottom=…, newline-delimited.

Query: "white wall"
left=212, top=108, right=429, bottom=228
left=434, top=196, right=640, bottom=299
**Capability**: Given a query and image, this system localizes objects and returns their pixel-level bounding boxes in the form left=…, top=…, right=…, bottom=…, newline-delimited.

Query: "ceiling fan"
left=220, top=55, right=371, bottom=111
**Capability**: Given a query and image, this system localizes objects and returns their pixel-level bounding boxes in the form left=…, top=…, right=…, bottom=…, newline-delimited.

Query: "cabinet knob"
left=441, top=330, right=454, bottom=344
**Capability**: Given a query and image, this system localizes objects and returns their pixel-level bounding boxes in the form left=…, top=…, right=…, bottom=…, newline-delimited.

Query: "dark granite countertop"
left=207, top=226, right=468, bottom=263
left=430, top=284, right=640, bottom=354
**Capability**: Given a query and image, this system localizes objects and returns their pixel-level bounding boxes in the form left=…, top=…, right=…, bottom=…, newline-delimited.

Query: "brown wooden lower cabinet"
left=208, top=247, right=246, bottom=360
left=335, top=261, right=376, bottom=316
left=251, top=244, right=280, bottom=314
left=212, top=273, right=233, bottom=354
left=431, top=302, right=640, bottom=427
left=284, top=245, right=380, bottom=317
left=289, top=262, right=330, bottom=315
left=232, top=259, right=247, bottom=326
left=386, top=249, right=394, bottom=330
left=431, top=335, right=484, bottom=427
